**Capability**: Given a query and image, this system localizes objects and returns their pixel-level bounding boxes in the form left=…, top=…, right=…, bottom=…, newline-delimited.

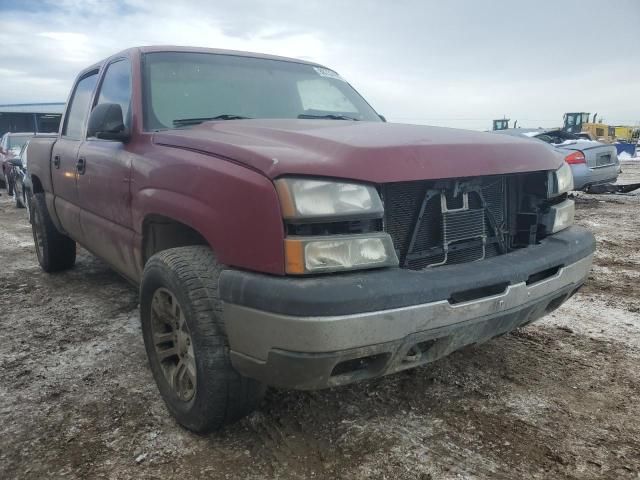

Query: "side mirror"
left=9, top=158, right=22, bottom=167
left=87, top=103, right=130, bottom=142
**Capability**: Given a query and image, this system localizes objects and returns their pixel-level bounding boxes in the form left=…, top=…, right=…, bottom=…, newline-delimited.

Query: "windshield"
left=142, top=52, right=381, bottom=130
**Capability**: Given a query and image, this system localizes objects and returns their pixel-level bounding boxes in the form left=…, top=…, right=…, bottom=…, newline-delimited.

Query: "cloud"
left=0, top=0, right=638, bottom=129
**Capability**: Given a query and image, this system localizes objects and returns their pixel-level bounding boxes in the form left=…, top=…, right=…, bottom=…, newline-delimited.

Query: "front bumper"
left=220, top=226, right=595, bottom=390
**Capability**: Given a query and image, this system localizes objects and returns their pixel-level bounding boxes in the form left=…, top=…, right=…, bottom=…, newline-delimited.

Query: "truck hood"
left=153, top=119, right=562, bottom=183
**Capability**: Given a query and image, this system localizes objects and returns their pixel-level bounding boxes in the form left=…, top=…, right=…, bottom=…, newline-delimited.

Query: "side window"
left=95, top=59, right=132, bottom=129
left=63, top=72, right=99, bottom=139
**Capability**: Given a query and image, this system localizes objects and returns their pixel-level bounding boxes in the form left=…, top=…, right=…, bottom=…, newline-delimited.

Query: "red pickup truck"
left=28, top=46, right=594, bottom=432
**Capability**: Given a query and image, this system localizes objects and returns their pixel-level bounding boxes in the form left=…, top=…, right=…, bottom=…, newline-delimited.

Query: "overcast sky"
left=0, top=0, right=638, bottom=130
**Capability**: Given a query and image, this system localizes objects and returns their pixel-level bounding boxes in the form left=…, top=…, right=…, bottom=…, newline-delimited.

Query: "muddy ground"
left=1, top=163, right=639, bottom=480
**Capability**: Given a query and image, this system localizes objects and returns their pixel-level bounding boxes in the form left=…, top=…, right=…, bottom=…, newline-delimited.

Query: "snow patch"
left=619, top=151, right=637, bottom=160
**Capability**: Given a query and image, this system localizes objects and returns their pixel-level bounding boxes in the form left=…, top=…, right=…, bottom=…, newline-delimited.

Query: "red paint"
left=154, top=119, right=563, bottom=183
left=28, top=46, right=564, bottom=280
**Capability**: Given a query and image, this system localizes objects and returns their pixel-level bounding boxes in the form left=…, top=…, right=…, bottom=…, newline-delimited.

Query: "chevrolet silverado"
left=27, top=46, right=594, bottom=432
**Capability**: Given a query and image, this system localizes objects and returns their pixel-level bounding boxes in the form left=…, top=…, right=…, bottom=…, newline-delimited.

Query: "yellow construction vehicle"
left=612, top=125, right=636, bottom=142
left=492, top=118, right=510, bottom=130
left=563, top=112, right=618, bottom=142
left=563, top=112, right=639, bottom=155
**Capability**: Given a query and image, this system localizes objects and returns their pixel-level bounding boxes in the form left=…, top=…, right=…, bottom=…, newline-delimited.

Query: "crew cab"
left=28, top=46, right=594, bottom=433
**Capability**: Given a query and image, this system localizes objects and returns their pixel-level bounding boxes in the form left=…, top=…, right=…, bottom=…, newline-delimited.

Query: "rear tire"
left=6, top=174, right=14, bottom=196
left=140, top=246, right=265, bottom=433
left=15, top=188, right=24, bottom=208
left=31, top=193, right=76, bottom=272
left=24, top=189, right=32, bottom=222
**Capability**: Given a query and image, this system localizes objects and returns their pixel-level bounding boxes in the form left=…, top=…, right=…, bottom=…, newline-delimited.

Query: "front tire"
left=140, top=246, right=265, bottom=433
left=31, top=193, right=76, bottom=272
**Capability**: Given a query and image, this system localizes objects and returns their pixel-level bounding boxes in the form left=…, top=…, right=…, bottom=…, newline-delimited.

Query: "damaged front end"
left=382, top=165, right=574, bottom=270
left=220, top=165, right=593, bottom=390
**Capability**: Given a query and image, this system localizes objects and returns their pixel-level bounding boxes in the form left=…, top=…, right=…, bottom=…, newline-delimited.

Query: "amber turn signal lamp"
left=284, top=239, right=305, bottom=274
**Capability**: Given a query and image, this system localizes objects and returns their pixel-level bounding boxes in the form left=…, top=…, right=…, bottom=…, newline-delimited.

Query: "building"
left=0, top=102, right=65, bottom=137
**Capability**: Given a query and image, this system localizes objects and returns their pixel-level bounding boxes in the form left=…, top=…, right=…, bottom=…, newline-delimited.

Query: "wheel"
left=15, top=186, right=24, bottom=208
left=6, top=174, right=14, bottom=196
left=31, top=193, right=76, bottom=272
left=24, top=190, right=31, bottom=220
left=140, top=246, right=265, bottom=433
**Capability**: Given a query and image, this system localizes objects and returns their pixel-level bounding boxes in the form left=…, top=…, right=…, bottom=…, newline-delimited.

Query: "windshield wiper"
left=172, top=115, right=251, bottom=127
left=297, top=114, right=359, bottom=121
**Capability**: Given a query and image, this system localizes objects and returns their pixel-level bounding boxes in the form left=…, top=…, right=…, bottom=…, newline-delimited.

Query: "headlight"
left=284, top=234, right=398, bottom=274
left=541, top=199, right=575, bottom=234
left=548, top=162, right=574, bottom=197
left=275, top=178, right=383, bottom=219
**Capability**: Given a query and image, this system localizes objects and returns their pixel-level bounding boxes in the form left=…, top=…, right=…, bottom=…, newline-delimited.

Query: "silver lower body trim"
left=224, top=255, right=592, bottom=361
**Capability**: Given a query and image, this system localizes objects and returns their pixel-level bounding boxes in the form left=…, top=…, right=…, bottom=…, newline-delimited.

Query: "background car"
left=10, top=143, right=30, bottom=213
left=1, top=132, right=34, bottom=192
left=493, top=128, right=619, bottom=191
left=11, top=136, right=55, bottom=218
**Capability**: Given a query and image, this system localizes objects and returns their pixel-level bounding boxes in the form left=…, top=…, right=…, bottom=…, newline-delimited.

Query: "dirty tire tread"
left=141, top=246, right=265, bottom=433
left=31, top=193, right=76, bottom=272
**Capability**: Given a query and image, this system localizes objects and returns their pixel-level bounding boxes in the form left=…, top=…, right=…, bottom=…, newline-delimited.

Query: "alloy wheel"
left=150, top=288, right=197, bottom=402
left=24, top=193, right=31, bottom=221
left=32, top=210, right=45, bottom=262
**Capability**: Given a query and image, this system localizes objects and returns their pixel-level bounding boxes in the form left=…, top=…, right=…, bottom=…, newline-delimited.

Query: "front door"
left=51, top=71, right=99, bottom=242
left=76, top=58, right=136, bottom=280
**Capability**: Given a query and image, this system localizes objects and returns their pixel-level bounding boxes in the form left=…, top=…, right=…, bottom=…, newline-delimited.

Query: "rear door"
left=76, top=58, right=136, bottom=279
left=52, top=71, right=99, bottom=242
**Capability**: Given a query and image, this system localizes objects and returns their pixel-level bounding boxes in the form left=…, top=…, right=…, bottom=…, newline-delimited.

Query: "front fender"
left=132, top=158, right=285, bottom=276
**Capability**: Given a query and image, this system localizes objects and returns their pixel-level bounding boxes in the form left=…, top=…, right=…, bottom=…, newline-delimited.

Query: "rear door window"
left=63, top=72, right=99, bottom=140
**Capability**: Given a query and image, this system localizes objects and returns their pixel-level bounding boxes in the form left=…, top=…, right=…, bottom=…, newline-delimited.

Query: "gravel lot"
left=1, top=163, right=639, bottom=479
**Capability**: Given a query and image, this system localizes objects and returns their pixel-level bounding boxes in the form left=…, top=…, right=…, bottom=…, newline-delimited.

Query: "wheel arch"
left=141, top=213, right=210, bottom=268
left=30, top=174, right=44, bottom=194
left=134, top=160, right=286, bottom=276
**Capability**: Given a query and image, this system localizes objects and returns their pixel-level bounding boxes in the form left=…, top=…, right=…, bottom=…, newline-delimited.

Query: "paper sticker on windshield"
left=313, top=66, right=346, bottom=82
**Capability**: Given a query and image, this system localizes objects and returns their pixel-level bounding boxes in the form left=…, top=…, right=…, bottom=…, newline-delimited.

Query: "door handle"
left=76, top=157, right=86, bottom=175
left=53, top=155, right=61, bottom=169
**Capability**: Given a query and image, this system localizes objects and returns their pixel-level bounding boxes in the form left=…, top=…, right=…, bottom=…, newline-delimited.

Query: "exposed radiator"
left=382, top=176, right=508, bottom=270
